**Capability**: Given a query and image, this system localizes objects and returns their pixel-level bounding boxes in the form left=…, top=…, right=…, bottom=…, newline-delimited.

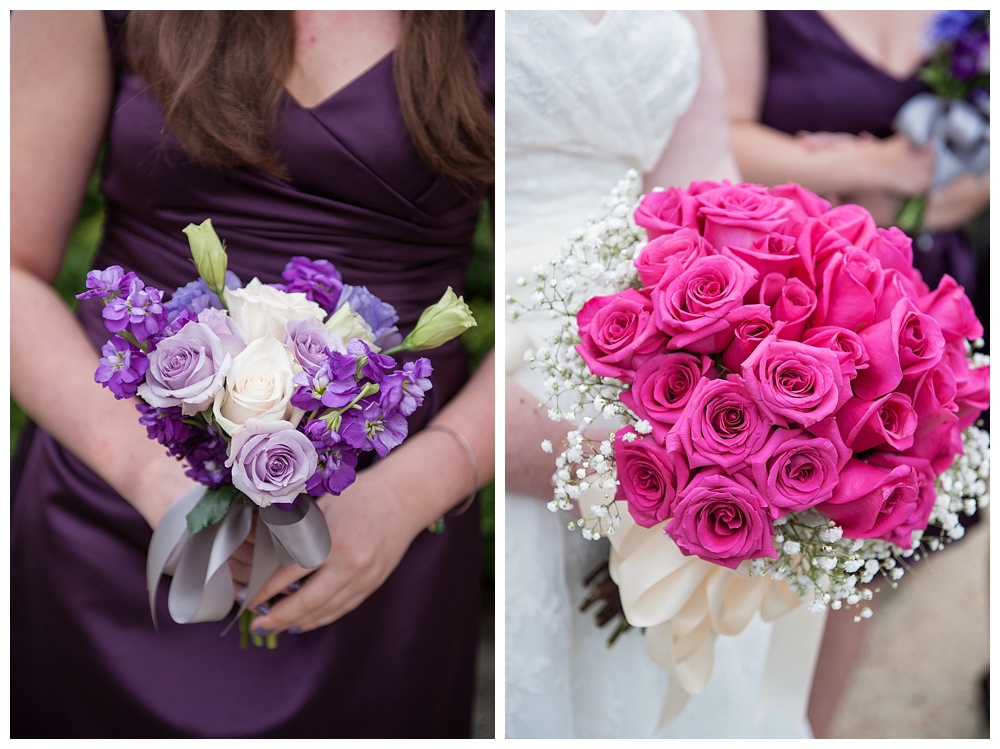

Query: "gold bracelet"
left=424, top=423, right=479, bottom=533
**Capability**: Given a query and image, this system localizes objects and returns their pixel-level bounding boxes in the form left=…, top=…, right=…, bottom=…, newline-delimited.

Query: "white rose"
left=324, top=303, right=378, bottom=349
left=224, top=278, right=325, bottom=342
left=213, top=336, right=303, bottom=436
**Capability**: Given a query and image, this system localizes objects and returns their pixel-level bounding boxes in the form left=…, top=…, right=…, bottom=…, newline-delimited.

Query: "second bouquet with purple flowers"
left=80, top=219, right=475, bottom=642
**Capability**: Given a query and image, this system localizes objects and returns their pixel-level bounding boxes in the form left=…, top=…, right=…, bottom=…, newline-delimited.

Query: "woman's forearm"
left=923, top=171, right=990, bottom=232
left=11, top=267, right=195, bottom=528
left=359, top=349, right=496, bottom=538
left=731, top=122, right=930, bottom=198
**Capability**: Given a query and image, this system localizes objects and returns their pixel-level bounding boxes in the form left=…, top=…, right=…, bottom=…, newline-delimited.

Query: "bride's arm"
left=11, top=10, right=195, bottom=529
left=645, top=10, right=741, bottom=190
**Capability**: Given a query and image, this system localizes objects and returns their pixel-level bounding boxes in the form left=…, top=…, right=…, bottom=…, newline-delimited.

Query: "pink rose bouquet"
left=509, top=172, right=989, bottom=617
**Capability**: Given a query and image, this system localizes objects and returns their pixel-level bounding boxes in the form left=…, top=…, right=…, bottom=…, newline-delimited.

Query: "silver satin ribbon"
left=894, top=92, right=990, bottom=188
left=146, top=488, right=332, bottom=629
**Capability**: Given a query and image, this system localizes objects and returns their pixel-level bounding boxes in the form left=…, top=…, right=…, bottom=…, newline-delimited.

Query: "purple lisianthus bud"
left=337, top=285, right=402, bottom=350
left=226, top=419, right=318, bottom=507
left=339, top=399, right=408, bottom=458
left=163, top=271, right=242, bottom=322
left=284, top=317, right=346, bottom=375
left=95, top=336, right=149, bottom=399
left=137, top=321, right=236, bottom=415
left=276, top=256, right=343, bottom=313
left=77, top=266, right=129, bottom=302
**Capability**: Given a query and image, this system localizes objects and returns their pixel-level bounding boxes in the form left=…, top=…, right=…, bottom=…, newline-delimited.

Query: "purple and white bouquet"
left=81, top=220, right=475, bottom=641
left=894, top=10, right=989, bottom=232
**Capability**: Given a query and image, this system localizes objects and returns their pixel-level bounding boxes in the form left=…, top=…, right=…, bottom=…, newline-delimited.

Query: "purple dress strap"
left=12, top=10, right=494, bottom=738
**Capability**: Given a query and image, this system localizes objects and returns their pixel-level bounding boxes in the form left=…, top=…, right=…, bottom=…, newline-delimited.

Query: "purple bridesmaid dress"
left=760, top=10, right=987, bottom=329
left=11, top=10, right=494, bottom=738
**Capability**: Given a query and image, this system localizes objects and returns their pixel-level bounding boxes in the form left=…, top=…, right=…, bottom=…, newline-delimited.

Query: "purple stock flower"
left=302, top=419, right=360, bottom=496
left=951, top=31, right=989, bottom=80
left=95, top=337, right=149, bottom=399
left=77, top=266, right=131, bottom=302
left=379, top=358, right=432, bottom=417
left=101, top=275, right=168, bottom=342
left=276, top=256, right=343, bottom=312
left=340, top=397, right=409, bottom=459
left=136, top=403, right=193, bottom=452
left=291, top=359, right=360, bottom=411
left=930, top=10, right=981, bottom=44
left=337, top=285, right=402, bottom=350
left=163, top=271, right=242, bottom=322
left=184, top=425, right=232, bottom=488
left=347, top=339, right=396, bottom=382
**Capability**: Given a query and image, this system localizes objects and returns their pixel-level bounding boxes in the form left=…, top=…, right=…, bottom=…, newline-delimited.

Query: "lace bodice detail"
left=505, top=10, right=699, bottom=247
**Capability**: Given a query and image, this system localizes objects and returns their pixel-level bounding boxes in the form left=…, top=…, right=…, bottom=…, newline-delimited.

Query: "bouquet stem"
left=896, top=194, right=927, bottom=235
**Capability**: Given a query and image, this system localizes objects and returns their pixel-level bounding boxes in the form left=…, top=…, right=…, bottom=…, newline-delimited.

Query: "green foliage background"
left=9, top=174, right=496, bottom=587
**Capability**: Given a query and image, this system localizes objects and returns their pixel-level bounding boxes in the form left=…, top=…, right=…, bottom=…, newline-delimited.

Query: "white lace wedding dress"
left=504, top=11, right=814, bottom=739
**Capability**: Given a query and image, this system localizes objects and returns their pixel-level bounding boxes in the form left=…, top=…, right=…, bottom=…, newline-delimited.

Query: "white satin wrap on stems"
left=146, top=486, right=332, bottom=630
left=607, top=499, right=827, bottom=729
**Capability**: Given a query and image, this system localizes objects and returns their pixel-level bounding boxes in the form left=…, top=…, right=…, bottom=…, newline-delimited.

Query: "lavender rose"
left=226, top=419, right=318, bottom=507
left=614, top=426, right=689, bottom=528
left=284, top=316, right=347, bottom=375
left=666, top=468, right=777, bottom=570
left=138, top=320, right=239, bottom=415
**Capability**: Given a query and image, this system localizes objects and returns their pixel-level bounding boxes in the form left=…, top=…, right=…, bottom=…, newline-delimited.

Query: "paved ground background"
left=828, top=510, right=990, bottom=739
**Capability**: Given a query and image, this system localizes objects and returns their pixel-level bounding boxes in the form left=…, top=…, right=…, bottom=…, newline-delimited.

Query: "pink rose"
left=749, top=422, right=850, bottom=517
left=619, top=353, right=717, bottom=444
left=802, top=326, right=869, bottom=380
left=759, top=272, right=817, bottom=341
left=899, top=363, right=958, bottom=438
left=634, top=229, right=714, bottom=287
left=695, top=184, right=799, bottom=249
left=812, top=247, right=884, bottom=332
left=865, top=227, right=928, bottom=294
left=853, top=298, right=946, bottom=400
left=576, top=289, right=664, bottom=383
left=816, top=453, right=936, bottom=549
left=873, top=268, right=922, bottom=322
left=667, top=375, right=770, bottom=470
left=835, top=393, right=918, bottom=452
left=953, top=360, right=990, bottom=430
left=666, top=468, right=777, bottom=570
left=652, top=254, right=757, bottom=352
left=724, top=232, right=803, bottom=290
left=741, top=336, right=848, bottom=427
left=721, top=305, right=777, bottom=372
left=904, top=420, right=964, bottom=474
left=820, top=204, right=878, bottom=247
left=769, top=183, right=831, bottom=218
left=917, top=274, right=984, bottom=343
left=614, top=425, right=690, bottom=528
left=633, top=188, right=700, bottom=239
left=796, top=218, right=852, bottom=286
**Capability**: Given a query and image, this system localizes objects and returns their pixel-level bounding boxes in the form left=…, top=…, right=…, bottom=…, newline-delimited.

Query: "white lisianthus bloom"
left=213, top=336, right=303, bottom=436
left=324, top=303, right=378, bottom=348
left=224, top=278, right=325, bottom=342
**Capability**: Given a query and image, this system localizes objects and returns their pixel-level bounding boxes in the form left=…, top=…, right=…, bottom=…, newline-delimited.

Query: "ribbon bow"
left=146, top=487, right=332, bottom=630
left=606, top=500, right=826, bottom=729
left=895, top=92, right=990, bottom=189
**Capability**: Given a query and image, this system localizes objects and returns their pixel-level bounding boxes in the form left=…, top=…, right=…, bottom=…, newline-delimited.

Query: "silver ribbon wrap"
left=146, top=488, right=332, bottom=629
left=894, top=92, right=990, bottom=189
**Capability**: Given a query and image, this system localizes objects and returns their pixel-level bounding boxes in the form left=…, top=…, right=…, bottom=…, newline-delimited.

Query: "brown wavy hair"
left=125, top=10, right=494, bottom=183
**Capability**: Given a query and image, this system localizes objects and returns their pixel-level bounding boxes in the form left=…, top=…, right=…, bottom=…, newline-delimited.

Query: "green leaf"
left=185, top=484, right=240, bottom=535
